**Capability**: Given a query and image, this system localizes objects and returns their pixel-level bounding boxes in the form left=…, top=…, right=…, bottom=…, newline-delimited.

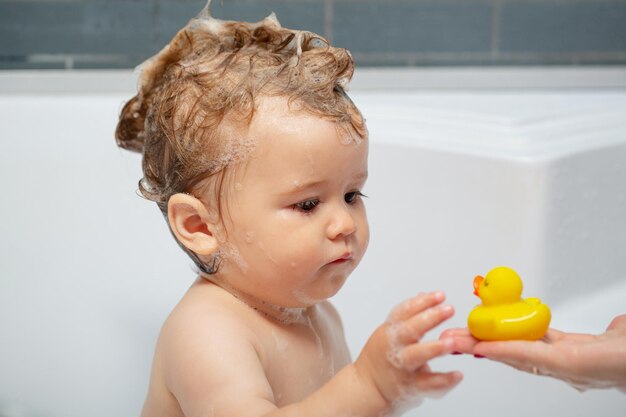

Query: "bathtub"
left=1, top=69, right=625, bottom=416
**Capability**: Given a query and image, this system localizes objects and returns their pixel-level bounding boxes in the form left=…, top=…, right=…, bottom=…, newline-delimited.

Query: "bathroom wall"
left=2, top=0, right=626, bottom=69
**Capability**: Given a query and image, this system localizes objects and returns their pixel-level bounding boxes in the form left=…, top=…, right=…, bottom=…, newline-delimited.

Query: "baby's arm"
left=163, top=291, right=460, bottom=417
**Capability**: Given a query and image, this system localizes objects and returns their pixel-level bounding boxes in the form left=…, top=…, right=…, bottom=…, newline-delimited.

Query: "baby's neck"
left=199, top=274, right=311, bottom=324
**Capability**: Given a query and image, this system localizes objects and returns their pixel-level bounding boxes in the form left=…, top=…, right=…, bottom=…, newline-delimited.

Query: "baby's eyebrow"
left=279, top=180, right=325, bottom=196
left=354, top=171, right=369, bottom=182
left=279, top=171, right=368, bottom=196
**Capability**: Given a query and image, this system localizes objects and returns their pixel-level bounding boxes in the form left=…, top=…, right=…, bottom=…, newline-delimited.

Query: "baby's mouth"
left=329, top=253, right=353, bottom=264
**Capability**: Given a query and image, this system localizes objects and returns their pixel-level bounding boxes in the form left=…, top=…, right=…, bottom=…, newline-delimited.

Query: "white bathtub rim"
left=3, top=70, right=626, bottom=162
left=1, top=66, right=626, bottom=95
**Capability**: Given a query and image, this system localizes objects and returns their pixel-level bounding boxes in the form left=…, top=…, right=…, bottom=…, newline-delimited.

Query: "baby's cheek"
left=255, top=240, right=281, bottom=265
left=239, top=229, right=289, bottom=267
left=244, top=230, right=255, bottom=244
left=356, top=212, right=370, bottom=243
left=352, top=226, right=370, bottom=264
left=272, top=242, right=308, bottom=267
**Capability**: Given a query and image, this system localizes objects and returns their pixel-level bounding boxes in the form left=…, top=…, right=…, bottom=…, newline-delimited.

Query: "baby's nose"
left=327, top=205, right=356, bottom=239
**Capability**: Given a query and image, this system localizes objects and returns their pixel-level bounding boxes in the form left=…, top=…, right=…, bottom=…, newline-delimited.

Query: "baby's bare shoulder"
left=155, top=281, right=276, bottom=416
left=162, top=280, right=258, bottom=347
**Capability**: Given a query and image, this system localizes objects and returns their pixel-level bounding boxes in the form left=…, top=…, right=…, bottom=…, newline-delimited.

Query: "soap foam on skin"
left=384, top=295, right=423, bottom=370
left=307, top=315, right=325, bottom=360
left=219, top=241, right=249, bottom=274
left=201, top=271, right=308, bottom=324
left=293, top=289, right=324, bottom=307
left=384, top=322, right=405, bottom=369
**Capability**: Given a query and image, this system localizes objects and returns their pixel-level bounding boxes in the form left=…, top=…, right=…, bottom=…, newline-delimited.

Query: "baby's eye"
left=294, top=198, right=320, bottom=212
left=345, top=191, right=366, bottom=204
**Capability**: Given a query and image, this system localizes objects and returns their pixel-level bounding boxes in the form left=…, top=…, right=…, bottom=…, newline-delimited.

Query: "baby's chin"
left=280, top=289, right=320, bottom=309
left=292, top=281, right=347, bottom=307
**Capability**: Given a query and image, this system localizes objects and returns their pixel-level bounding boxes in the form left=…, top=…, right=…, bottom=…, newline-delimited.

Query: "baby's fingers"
left=394, top=304, right=455, bottom=345
left=388, top=291, right=445, bottom=324
left=439, top=327, right=470, bottom=338
left=413, top=370, right=463, bottom=399
left=392, top=339, right=456, bottom=370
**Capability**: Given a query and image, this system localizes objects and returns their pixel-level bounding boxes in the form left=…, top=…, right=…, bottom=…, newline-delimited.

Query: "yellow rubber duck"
left=468, top=266, right=551, bottom=341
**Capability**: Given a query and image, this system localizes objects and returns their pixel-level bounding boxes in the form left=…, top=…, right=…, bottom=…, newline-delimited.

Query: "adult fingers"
left=473, top=340, right=536, bottom=361
left=472, top=339, right=566, bottom=376
left=607, top=314, right=626, bottom=331
left=545, top=328, right=596, bottom=343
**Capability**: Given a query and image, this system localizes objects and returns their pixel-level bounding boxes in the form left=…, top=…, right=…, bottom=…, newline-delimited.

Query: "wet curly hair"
left=115, top=5, right=367, bottom=273
left=116, top=7, right=366, bottom=206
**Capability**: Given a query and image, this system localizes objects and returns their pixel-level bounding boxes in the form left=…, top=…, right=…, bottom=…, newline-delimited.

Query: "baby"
left=116, top=3, right=462, bottom=417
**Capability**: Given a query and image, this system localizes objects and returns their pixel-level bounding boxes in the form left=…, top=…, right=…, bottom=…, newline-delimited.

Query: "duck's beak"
left=473, top=275, right=484, bottom=296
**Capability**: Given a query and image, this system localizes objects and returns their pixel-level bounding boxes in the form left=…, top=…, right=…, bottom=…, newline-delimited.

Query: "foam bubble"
left=385, top=323, right=405, bottom=369
left=219, top=242, right=249, bottom=273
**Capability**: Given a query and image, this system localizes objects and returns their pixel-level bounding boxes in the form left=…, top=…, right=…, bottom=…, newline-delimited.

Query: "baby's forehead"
left=248, top=107, right=365, bottom=160
left=253, top=95, right=310, bottom=120
left=249, top=104, right=339, bottom=147
left=249, top=96, right=348, bottom=136
left=221, top=95, right=367, bottom=170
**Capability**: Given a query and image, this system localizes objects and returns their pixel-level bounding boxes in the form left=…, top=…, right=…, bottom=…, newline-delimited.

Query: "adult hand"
left=440, top=314, right=626, bottom=393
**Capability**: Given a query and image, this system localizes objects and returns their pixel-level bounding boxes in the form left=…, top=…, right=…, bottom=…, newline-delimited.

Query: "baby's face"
left=216, top=97, right=369, bottom=308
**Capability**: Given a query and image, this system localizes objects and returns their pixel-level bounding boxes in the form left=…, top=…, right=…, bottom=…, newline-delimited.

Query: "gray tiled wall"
left=1, top=0, right=625, bottom=69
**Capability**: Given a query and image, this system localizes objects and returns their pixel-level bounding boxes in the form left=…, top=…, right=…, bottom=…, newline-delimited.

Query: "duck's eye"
left=345, top=191, right=366, bottom=204
left=484, top=280, right=489, bottom=287
left=295, top=198, right=319, bottom=212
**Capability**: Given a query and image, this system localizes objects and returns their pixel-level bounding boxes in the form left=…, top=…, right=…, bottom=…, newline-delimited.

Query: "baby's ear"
left=167, top=193, right=219, bottom=256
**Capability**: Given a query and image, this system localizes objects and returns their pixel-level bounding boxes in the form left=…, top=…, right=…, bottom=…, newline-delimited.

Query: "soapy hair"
left=115, top=4, right=367, bottom=273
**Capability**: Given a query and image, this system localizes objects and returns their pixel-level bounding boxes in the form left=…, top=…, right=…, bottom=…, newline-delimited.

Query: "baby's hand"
left=354, top=291, right=463, bottom=413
